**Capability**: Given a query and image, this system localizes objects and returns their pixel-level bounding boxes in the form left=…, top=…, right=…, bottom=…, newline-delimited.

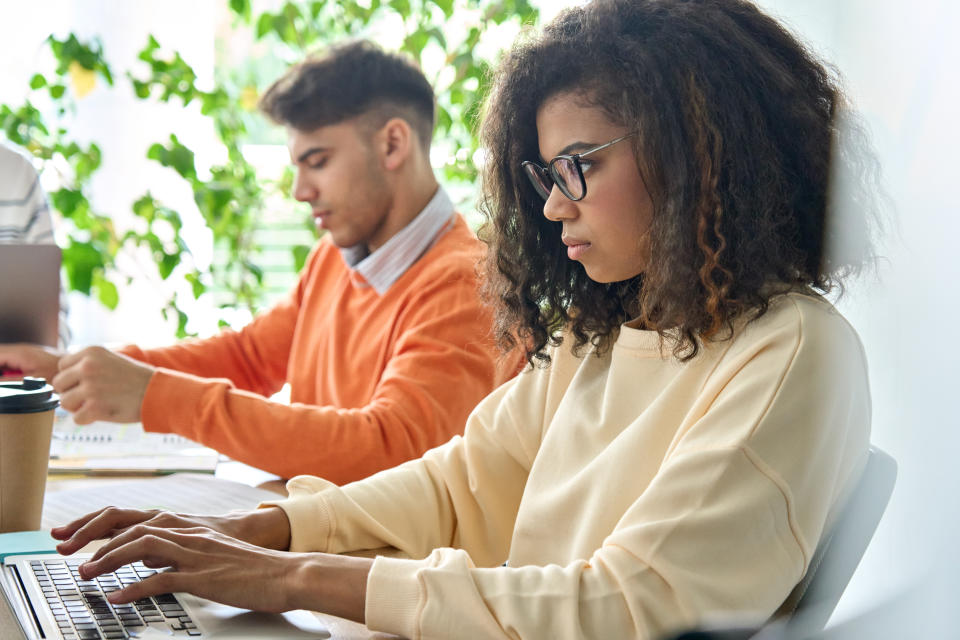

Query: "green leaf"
left=29, top=74, right=47, bottom=90
left=175, top=308, right=190, bottom=338
left=158, top=252, right=180, bottom=279
left=93, top=275, right=119, bottom=310
left=292, top=244, right=311, bottom=272
left=255, top=12, right=274, bottom=38
left=229, top=0, right=251, bottom=20
left=51, top=188, right=87, bottom=218
left=430, top=0, right=454, bottom=18
left=185, top=272, right=207, bottom=299
left=62, top=241, right=103, bottom=295
left=49, top=85, right=66, bottom=99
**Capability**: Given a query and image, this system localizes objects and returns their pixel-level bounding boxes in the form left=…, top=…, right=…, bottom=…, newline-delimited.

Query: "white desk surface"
left=1, top=461, right=400, bottom=639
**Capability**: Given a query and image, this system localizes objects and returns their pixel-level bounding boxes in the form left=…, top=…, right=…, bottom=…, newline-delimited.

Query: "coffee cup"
left=0, top=377, right=59, bottom=533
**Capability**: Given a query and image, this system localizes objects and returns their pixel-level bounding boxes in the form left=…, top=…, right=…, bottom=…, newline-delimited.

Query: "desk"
left=1, top=462, right=399, bottom=639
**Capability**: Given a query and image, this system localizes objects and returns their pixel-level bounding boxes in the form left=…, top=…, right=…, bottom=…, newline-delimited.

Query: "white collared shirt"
left=339, top=187, right=455, bottom=295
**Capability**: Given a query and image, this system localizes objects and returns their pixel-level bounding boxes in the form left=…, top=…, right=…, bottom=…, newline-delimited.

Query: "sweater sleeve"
left=117, top=255, right=306, bottom=398
left=276, top=299, right=870, bottom=639
left=130, top=255, right=522, bottom=482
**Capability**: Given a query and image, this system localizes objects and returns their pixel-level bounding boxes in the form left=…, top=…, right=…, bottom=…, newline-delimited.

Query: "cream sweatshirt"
left=273, top=292, right=871, bottom=639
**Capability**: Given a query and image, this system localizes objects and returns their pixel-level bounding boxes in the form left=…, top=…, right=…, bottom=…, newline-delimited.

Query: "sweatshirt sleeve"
left=270, top=355, right=562, bottom=562
left=277, top=299, right=871, bottom=639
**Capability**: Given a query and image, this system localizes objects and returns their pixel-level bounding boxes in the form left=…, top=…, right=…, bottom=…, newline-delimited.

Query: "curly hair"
left=479, top=0, right=880, bottom=366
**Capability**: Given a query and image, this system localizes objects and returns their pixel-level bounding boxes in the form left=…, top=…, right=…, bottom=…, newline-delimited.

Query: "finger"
left=71, top=398, right=104, bottom=425
left=57, top=346, right=101, bottom=371
left=56, top=386, right=88, bottom=415
left=106, top=568, right=185, bottom=605
left=51, top=363, right=84, bottom=396
left=87, top=523, right=211, bottom=566
left=51, top=506, right=124, bottom=541
left=88, top=521, right=178, bottom=564
left=80, top=533, right=188, bottom=581
left=56, top=507, right=158, bottom=555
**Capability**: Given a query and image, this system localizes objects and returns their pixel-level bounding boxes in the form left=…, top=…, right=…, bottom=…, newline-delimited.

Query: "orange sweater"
left=122, top=216, right=518, bottom=482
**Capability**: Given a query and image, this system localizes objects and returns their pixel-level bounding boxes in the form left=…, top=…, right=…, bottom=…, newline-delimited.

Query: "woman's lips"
left=563, top=236, right=591, bottom=260
left=566, top=242, right=591, bottom=260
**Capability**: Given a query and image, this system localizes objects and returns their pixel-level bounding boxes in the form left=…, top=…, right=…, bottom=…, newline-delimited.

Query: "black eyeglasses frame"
left=520, top=132, right=635, bottom=202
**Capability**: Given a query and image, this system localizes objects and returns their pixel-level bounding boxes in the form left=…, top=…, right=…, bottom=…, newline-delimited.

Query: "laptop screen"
left=0, top=244, right=60, bottom=347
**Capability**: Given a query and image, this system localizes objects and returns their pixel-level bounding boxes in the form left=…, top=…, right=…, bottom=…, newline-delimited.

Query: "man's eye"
left=308, top=158, right=327, bottom=169
left=579, top=160, right=594, bottom=174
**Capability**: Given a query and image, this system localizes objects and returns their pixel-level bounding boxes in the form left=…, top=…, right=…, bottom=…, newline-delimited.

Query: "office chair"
left=663, top=446, right=898, bottom=640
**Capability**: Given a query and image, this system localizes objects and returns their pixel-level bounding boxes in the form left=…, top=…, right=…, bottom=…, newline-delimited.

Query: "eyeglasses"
left=520, top=133, right=635, bottom=202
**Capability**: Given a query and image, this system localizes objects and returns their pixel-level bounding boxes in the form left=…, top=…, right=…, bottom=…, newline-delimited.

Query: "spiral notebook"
left=49, top=410, right=219, bottom=475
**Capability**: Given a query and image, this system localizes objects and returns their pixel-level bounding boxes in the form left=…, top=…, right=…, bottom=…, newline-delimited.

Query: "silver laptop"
left=1, top=553, right=330, bottom=639
left=0, top=244, right=60, bottom=347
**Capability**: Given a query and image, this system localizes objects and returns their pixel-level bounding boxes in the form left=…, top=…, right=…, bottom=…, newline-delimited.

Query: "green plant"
left=0, top=1, right=539, bottom=338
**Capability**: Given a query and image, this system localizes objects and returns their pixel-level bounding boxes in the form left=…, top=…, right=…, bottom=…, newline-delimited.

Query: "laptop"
left=1, top=552, right=331, bottom=639
left=0, top=244, right=60, bottom=347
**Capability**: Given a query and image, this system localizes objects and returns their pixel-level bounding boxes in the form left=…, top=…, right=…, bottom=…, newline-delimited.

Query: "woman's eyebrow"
left=541, top=141, right=599, bottom=161
left=558, top=141, right=596, bottom=155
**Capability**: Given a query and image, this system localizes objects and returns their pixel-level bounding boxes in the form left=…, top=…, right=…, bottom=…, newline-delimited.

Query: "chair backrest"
left=773, top=445, right=897, bottom=633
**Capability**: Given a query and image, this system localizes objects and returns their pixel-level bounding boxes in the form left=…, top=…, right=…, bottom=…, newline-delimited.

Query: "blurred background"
left=2, top=0, right=958, bottom=633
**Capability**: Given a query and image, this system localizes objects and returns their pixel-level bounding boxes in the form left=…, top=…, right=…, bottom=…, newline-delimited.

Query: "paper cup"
left=0, top=378, right=59, bottom=533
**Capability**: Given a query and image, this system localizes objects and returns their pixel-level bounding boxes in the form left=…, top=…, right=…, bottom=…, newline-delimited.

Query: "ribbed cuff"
left=260, top=476, right=338, bottom=552
left=366, top=555, right=431, bottom=639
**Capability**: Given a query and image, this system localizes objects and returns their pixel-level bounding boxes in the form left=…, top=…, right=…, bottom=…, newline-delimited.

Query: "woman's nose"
left=542, top=185, right=576, bottom=222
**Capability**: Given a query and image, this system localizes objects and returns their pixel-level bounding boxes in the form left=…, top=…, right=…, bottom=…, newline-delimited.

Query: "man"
left=0, top=140, right=70, bottom=347
left=0, top=40, right=519, bottom=482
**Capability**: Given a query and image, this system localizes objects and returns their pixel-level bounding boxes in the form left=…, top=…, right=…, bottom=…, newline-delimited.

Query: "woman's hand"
left=51, top=505, right=292, bottom=555
left=77, top=525, right=305, bottom=613
left=71, top=523, right=372, bottom=622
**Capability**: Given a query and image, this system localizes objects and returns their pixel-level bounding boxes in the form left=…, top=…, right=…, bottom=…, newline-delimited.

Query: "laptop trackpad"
left=179, top=593, right=331, bottom=638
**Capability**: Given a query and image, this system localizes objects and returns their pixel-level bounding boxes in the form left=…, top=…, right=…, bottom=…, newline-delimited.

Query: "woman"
left=53, top=1, right=880, bottom=638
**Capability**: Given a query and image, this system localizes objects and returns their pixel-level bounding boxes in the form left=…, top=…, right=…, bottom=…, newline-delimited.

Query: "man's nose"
left=292, top=169, right=316, bottom=202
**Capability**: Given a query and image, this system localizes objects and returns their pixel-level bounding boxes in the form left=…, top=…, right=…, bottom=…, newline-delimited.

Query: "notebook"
left=0, top=551, right=331, bottom=639
left=0, top=244, right=60, bottom=348
left=49, top=411, right=220, bottom=476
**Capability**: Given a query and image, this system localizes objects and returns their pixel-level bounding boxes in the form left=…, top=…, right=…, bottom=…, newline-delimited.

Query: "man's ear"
left=378, top=117, right=413, bottom=171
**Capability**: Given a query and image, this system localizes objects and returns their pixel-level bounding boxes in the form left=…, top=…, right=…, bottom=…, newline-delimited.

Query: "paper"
left=41, top=473, right=283, bottom=529
left=49, top=410, right=220, bottom=475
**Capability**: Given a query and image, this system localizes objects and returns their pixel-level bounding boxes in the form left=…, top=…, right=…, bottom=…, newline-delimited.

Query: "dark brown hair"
left=480, top=0, right=879, bottom=366
left=259, top=40, right=436, bottom=149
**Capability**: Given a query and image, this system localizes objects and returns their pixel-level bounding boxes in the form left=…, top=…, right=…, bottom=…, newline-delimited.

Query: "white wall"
left=753, top=0, right=960, bottom=628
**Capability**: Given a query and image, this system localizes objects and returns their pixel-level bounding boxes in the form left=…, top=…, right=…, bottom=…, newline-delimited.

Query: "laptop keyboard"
left=29, top=558, right=199, bottom=639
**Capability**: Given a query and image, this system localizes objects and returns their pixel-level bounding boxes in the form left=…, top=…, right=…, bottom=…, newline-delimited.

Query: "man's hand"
left=0, top=343, right=63, bottom=382
left=52, top=346, right=155, bottom=424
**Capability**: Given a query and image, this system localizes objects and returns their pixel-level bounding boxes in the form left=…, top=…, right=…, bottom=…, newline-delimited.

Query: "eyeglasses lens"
left=551, top=158, right=583, bottom=200
left=522, top=162, right=553, bottom=200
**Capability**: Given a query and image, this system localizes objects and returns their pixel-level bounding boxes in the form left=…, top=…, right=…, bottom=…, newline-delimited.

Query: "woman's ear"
left=378, top=117, right=413, bottom=171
